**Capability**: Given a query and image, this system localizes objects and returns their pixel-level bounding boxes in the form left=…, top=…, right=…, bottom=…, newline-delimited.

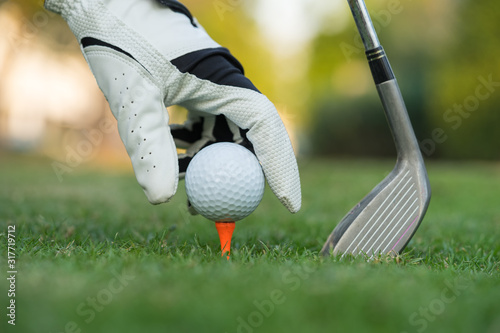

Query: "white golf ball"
left=185, top=142, right=265, bottom=222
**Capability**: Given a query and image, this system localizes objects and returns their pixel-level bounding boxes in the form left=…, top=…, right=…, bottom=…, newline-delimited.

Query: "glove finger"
left=222, top=117, right=255, bottom=154
left=228, top=96, right=301, bottom=213
left=170, top=112, right=203, bottom=149
left=178, top=136, right=213, bottom=178
left=84, top=46, right=178, bottom=204
left=177, top=115, right=255, bottom=177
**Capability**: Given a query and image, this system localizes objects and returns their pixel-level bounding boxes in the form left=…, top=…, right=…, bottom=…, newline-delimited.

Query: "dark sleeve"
left=171, top=47, right=260, bottom=93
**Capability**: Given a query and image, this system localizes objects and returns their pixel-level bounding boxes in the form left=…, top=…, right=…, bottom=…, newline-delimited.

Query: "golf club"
left=321, top=0, right=431, bottom=257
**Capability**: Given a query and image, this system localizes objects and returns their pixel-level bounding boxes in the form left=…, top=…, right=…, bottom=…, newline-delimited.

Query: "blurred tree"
left=184, top=0, right=277, bottom=102
left=307, top=0, right=499, bottom=160
left=306, top=1, right=423, bottom=157
left=184, top=0, right=306, bottom=147
left=425, top=0, right=500, bottom=160
left=4, top=0, right=498, bottom=160
left=1, top=0, right=41, bottom=13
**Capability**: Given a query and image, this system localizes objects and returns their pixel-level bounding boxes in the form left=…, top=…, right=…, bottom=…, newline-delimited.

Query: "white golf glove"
left=45, top=0, right=301, bottom=213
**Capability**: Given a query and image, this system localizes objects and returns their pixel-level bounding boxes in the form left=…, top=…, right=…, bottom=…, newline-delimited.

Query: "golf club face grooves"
left=367, top=47, right=395, bottom=84
left=377, top=81, right=425, bottom=162
left=338, top=165, right=420, bottom=256
left=321, top=160, right=430, bottom=257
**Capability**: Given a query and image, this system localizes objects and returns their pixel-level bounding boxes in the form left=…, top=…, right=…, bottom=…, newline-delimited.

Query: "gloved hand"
left=44, top=0, right=301, bottom=213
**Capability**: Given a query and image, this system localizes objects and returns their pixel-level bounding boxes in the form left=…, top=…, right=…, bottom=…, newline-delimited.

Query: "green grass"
left=1, top=153, right=499, bottom=333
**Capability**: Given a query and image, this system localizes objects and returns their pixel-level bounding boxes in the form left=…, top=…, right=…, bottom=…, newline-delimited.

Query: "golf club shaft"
left=347, top=0, right=380, bottom=50
left=347, top=0, right=423, bottom=161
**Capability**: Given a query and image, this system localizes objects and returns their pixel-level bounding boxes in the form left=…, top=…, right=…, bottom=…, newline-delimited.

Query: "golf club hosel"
left=365, top=48, right=423, bottom=160
left=376, top=80, right=423, bottom=161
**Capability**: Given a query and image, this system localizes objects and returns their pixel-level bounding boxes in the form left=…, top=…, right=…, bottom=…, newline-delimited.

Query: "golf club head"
left=321, top=156, right=430, bottom=257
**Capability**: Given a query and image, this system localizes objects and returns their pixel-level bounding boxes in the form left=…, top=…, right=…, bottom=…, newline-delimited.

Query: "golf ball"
left=185, top=142, right=265, bottom=222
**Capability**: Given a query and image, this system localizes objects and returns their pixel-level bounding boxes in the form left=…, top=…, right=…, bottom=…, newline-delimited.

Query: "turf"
left=0, top=153, right=499, bottom=333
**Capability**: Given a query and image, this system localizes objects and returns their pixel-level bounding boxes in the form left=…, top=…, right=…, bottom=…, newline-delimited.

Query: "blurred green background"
left=1, top=0, right=499, bottom=161
left=1, top=1, right=499, bottom=333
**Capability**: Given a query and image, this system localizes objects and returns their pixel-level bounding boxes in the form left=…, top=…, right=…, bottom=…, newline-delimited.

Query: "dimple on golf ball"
left=185, top=142, right=265, bottom=222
